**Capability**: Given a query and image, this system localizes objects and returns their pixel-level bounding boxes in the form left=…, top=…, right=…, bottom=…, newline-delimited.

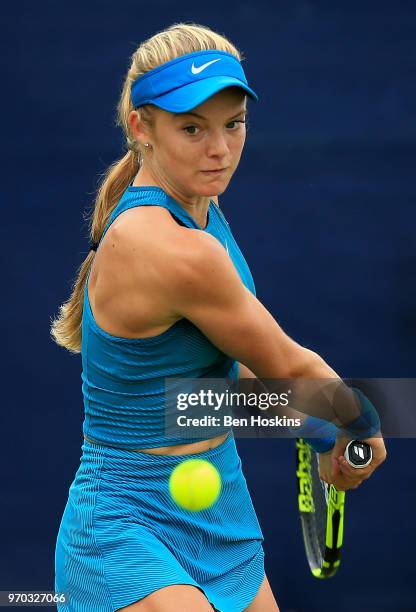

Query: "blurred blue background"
left=2, top=1, right=415, bottom=610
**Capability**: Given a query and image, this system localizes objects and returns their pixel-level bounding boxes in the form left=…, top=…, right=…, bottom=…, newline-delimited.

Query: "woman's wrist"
left=292, top=415, right=337, bottom=454
left=339, top=387, right=381, bottom=439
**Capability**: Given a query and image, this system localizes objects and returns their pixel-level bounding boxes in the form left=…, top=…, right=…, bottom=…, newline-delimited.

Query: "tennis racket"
left=295, top=438, right=372, bottom=578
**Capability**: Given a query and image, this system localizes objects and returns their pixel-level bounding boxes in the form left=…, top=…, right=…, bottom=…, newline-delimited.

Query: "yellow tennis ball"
left=169, top=458, right=222, bottom=512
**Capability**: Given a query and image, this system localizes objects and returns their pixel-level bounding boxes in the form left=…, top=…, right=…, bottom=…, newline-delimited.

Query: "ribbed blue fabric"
left=81, top=186, right=256, bottom=450
left=55, top=434, right=265, bottom=611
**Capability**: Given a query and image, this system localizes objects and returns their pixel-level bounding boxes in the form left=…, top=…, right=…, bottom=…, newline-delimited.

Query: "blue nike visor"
left=131, top=49, right=258, bottom=113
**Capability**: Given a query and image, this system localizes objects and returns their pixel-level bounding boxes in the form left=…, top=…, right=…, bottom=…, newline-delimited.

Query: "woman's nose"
left=206, top=131, right=229, bottom=158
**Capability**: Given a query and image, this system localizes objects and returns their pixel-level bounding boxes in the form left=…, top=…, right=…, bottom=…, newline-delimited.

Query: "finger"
left=339, top=457, right=372, bottom=478
left=330, top=455, right=341, bottom=478
left=333, top=470, right=362, bottom=487
left=333, top=477, right=362, bottom=491
left=332, top=480, right=348, bottom=491
left=342, top=464, right=374, bottom=481
left=337, top=459, right=357, bottom=478
left=338, top=474, right=360, bottom=486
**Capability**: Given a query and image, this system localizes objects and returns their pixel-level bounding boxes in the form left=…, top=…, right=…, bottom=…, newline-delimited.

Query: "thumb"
left=331, top=453, right=340, bottom=478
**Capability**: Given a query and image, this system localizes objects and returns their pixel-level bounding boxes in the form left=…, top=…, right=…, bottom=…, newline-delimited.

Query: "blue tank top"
left=81, top=186, right=256, bottom=449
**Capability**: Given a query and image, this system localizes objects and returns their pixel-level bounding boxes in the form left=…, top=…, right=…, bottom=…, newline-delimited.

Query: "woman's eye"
left=183, top=120, right=246, bottom=135
left=184, top=126, right=199, bottom=135
left=226, top=120, right=246, bottom=129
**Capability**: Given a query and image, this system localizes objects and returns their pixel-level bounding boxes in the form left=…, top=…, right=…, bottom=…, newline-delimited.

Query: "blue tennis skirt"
left=54, top=432, right=265, bottom=612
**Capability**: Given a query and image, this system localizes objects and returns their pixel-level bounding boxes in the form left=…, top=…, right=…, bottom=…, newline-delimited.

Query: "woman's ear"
left=128, top=110, right=151, bottom=148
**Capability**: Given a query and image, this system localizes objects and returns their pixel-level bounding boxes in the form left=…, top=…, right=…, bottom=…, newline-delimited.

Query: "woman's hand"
left=318, top=436, right=387, bottom=491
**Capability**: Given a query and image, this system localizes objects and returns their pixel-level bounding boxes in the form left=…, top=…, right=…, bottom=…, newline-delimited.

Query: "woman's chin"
left=193, top=176, right=230, bottom=195
left=196, top=188, right=225, bottom=199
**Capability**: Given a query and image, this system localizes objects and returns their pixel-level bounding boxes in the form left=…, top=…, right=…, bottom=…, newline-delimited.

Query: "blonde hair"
left=50, top=22, right=243, bottom=353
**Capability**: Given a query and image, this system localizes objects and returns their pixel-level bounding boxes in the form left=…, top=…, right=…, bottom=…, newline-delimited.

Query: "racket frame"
left=296, top=438, right=345, bottom=579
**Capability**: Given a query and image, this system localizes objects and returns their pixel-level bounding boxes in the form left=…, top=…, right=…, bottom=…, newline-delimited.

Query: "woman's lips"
left=201, top=168, right=227, bottom=174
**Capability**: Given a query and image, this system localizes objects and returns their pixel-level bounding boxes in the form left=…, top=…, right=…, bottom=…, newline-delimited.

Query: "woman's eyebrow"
left=173, top=108, right=247, bottom=121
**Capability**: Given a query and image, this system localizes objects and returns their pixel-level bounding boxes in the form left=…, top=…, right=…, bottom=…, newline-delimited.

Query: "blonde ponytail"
left=50, top=150, right=138, bottom=353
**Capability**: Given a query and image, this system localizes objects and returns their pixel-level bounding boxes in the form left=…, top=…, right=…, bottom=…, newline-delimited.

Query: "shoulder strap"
left=97, top=186, right=209, bottom=252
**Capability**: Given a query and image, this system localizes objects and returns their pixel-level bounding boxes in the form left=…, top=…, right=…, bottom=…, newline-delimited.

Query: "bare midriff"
left=83, top=431, right=230, bottom=455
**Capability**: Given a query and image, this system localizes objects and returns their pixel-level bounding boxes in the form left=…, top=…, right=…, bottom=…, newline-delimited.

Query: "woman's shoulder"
left=119, top=203, right=193, bottom=245
left=110, top=203, right=182, bottom=236
left=88, top=207, right=189, bottom=336
left=99, top=203, right=217, bottom=278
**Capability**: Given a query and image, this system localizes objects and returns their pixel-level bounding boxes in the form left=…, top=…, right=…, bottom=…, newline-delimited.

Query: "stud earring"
left=144, top=143, right=151, bottom=148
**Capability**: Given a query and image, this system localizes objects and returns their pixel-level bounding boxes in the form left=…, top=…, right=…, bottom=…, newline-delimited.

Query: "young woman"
left=51, top=22, right=386, bottom=612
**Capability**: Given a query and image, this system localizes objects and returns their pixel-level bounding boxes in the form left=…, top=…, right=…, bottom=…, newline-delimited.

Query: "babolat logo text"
left=296, top=439, right=315, bottom=513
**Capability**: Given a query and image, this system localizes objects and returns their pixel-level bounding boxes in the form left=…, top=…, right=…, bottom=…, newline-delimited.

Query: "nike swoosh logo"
left=191, top=58, right=221, bottom=74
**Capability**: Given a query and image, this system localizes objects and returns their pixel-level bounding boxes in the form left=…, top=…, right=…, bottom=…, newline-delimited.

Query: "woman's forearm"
left=239, top=349, right=362, bottom=428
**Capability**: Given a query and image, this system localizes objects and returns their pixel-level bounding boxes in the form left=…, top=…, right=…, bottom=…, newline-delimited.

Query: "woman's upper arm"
left=239, top=362, right=256, bottom=378
left=163, top=232, right=310, bottom=379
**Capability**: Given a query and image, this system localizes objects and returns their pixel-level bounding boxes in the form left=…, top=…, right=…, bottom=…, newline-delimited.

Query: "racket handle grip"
left=344, top=440, right=373, bottom=468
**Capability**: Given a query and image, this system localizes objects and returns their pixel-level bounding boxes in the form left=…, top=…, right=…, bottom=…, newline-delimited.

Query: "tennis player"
left=51, top=22, right=386, bottom=612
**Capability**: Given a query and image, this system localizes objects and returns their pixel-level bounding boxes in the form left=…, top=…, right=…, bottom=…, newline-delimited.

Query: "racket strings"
left=300, top=453, right=330, bottom=571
